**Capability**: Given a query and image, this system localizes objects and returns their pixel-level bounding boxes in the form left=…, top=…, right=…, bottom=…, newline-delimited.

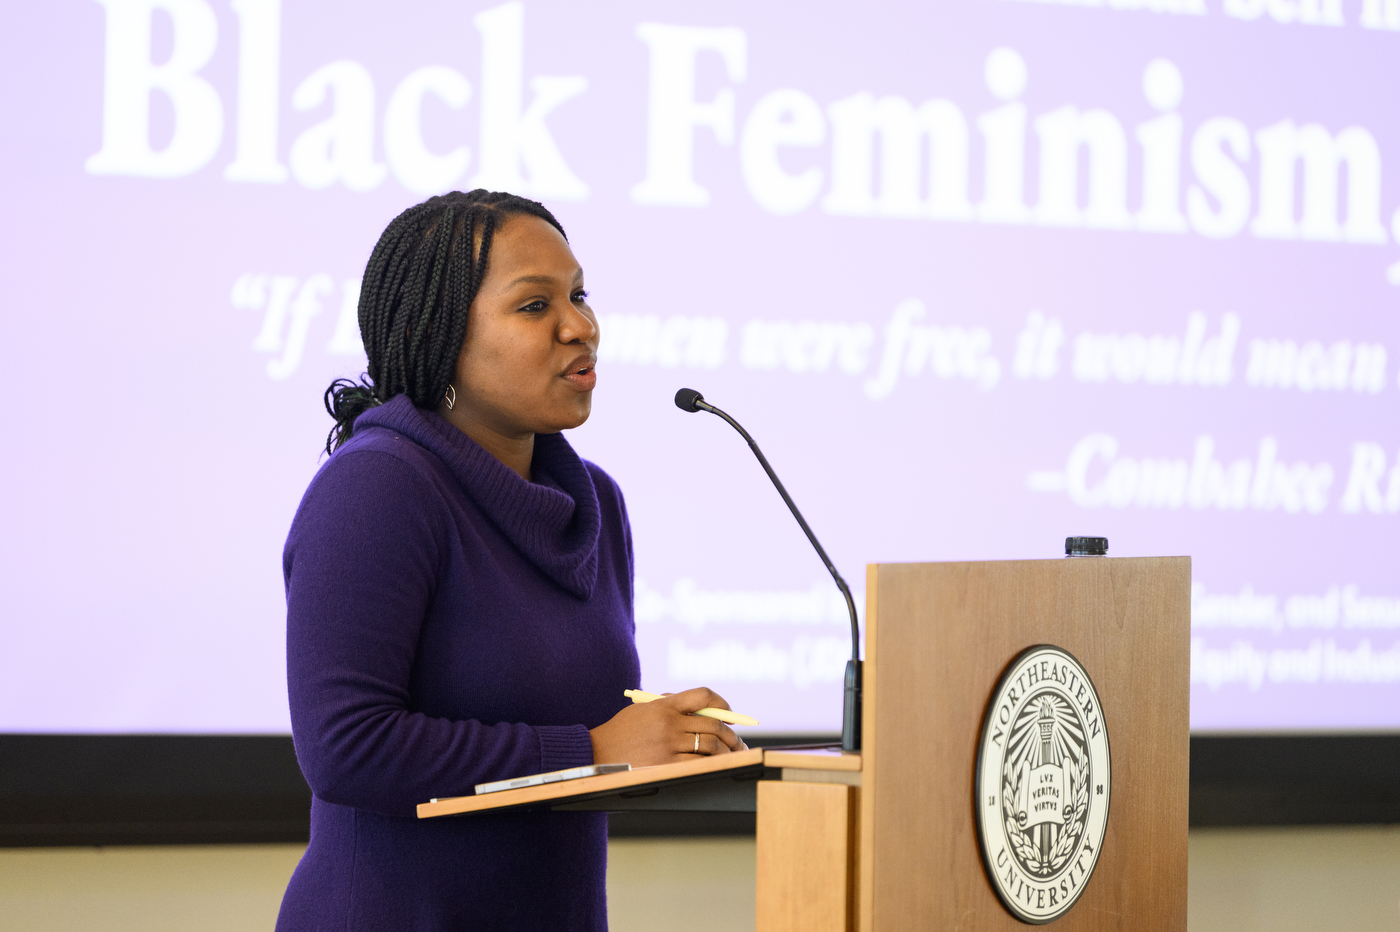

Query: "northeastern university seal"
left=974, top=645, right=1111, bottom=923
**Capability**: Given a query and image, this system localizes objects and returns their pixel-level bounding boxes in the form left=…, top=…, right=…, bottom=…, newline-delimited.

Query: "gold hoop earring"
left=445, top=385, right=457, bottom=410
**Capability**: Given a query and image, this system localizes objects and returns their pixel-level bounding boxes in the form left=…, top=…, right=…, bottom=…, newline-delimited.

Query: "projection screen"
left=3, top=0, right=1398, bottom=735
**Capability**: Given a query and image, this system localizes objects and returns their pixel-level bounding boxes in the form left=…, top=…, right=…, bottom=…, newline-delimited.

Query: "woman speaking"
left=276, top=190, right=744, bottom=931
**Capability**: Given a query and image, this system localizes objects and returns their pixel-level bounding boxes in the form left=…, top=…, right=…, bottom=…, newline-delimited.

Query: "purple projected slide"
left=2, top=0, right=1398, bottom=735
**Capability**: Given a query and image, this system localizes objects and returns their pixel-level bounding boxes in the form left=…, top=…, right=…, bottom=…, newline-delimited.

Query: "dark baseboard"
left=0, top=735, right=310, bottom=847
left=3, top=732, right=1396, bottom=847
left=1189, top=733, right=1400, bottom=827
left=608, top=811, right=757, bottom=837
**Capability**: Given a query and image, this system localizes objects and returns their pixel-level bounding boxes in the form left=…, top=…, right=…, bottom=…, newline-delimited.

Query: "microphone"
left=674, top=387, right=862, bottom=752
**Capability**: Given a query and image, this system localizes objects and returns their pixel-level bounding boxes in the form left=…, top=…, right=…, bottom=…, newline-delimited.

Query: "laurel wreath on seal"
left=1001, top=754, right=1091, bottom=876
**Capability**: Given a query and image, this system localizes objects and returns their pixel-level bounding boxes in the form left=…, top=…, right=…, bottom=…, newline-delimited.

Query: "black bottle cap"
left=1065, top=537, right=1108, bottom=557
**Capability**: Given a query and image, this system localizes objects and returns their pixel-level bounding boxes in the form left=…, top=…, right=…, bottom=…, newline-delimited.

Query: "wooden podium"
left=420, top=557, right=1190, bottom=931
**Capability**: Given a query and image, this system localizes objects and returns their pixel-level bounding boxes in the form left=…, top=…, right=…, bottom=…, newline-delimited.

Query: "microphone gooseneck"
left=673, top=387, right=863, bottom=752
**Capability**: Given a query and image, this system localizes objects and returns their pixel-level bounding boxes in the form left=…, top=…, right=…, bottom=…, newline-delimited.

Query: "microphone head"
left=674, top=388, right=705, bottom=413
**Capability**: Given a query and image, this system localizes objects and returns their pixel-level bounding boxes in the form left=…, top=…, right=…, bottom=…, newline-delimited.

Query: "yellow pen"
left=623, top=689, right=760, bottom=727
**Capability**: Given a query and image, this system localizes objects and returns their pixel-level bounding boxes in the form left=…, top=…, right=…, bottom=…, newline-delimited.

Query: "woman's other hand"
left=588, top=687, right=748, bottom=766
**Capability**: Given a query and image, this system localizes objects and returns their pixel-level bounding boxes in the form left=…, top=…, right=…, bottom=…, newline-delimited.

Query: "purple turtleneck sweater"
left=276, top=395, right=640, bottom=931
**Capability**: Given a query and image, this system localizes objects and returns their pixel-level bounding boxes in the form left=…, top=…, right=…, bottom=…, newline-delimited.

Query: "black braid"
left=322, top=190, right=568, bottom=455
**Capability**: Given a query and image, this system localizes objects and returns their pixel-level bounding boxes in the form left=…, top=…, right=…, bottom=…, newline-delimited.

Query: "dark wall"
left=2, top=734, right=1397, bottom=847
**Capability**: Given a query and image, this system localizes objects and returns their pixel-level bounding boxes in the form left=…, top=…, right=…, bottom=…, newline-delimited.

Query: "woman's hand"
left=589, top=687, right=748, bottom=767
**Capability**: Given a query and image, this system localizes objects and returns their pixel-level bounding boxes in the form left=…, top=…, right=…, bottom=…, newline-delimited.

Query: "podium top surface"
left=416, top=746, right=861, bottom=819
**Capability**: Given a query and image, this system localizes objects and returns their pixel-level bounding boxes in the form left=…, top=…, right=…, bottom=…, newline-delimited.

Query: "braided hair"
left=323, top=189, right=568, bottom=455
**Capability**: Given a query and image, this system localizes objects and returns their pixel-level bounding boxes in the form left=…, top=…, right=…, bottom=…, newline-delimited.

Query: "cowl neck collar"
left=354, top=395, right=601, bottom=599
